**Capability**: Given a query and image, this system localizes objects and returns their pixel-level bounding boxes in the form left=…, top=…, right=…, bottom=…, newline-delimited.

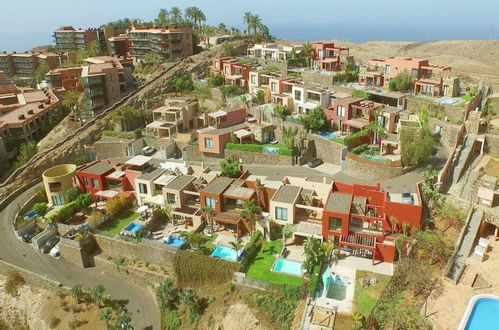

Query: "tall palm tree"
left=250, top=15, right=262, bottom=35
left=302, top=41, right=313, bottom=68
left=185, top=7, right=196, bottom=24
left=240, top=200, right=262, bottom=235
left=243, top=12, right=253, bottom=35
left=170, top=7, right=183, bottom=26
left=365, top=110, right=385, bottom=145
left=155, top=8, right=169, bottom=27
left=194, top=8, right=206, bottom=27
left=201, top=206, right=214, bottom=233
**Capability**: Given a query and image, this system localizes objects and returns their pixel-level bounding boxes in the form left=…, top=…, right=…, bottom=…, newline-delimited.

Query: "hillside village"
left=1, top=6, right=499, bottom=330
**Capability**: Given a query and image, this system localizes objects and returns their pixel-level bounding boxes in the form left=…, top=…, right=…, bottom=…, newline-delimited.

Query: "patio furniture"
left=478, top=237, right=489, bottom=251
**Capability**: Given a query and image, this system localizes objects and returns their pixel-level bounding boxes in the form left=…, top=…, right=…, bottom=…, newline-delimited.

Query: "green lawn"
left=354, top=270, right=391, bottom=317
left=245, top=240, right=306, bottom=286
left=98, top=211, right=140, bottom=237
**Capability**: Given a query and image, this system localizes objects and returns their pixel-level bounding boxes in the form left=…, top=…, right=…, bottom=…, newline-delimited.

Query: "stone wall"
left=94, top=234, right=176, bottom=269
left=428, top=118, right=463, bottom=149
left=307, top=134, right=347, bottom=165
left=94, top=255, right=169, bottom=288
left=0, top=260, right=62, bottom=291
left=302, top=71, right=340, bottom=89
left=225, top=149, right=294, bottom=166
left=485, top=134, right=499, bottom=154
left=406, top=97, right=465, bottom=123
left=184, top=144, right=225, bottom=163
left=344, top=154, right=404, bottom=180
left=60, top=236, right=97, bottom=268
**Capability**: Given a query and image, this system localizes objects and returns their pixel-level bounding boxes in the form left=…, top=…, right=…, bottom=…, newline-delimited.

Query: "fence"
left=0, top=64, right=172, bottom=188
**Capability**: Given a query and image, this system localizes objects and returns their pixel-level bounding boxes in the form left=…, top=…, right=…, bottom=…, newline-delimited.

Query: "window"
left=48, top=182, right=62, bottom=193
left=205, top=197, right=216, bottom=209
left=52, top=195, right=65, bottom=206
left=275, top=207, right=288, bottom=221
left=337, top=105, right=346, bottom=117
left=318, top=50, right=324, bottom=58
left=167, top=193, right=176, bottom=204
left=385, top=65, right=391, bottom=74
left=271, top=82, right=278, bottom=92
left=377, top=115, right=386, bottom=126
left=138, top=183, right=148, bottom=194
left=294, top=90, right=302, bottom=101
left=224, top=66, right=230, bottom=74
left=307, top=92, right=320, bottom=102
left=83, top=176, right=89, bottom=187
left=328, top=217, right=342, bottom=232
left=215, top=62, right=220, bottom=69
left=92, top=178, right=99, bottom=189
left=250, top=75, right=256, bottom=85
left=204, top=138, right=213, bottom=149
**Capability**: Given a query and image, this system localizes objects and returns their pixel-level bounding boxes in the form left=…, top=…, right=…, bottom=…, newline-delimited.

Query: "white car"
left=142, top=146, right=155, bottom=155
left=50, top=243, right=60, bottom=258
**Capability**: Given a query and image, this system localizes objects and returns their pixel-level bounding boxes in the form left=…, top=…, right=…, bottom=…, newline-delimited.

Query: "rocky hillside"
left=0, top=39, right=253, bottom=201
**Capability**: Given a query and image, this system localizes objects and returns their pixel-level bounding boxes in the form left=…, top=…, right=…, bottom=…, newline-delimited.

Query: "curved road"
left=0, top=183, right=160, bottom=329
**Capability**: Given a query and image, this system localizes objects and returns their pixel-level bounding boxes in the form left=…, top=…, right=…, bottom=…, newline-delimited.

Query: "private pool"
left=440, top=97, right=458, bottom=105
left=123, top=222, right=144, bottom=233
left=326, top=274, right=349, bottom=300
left=361, top=153, right=389, bottom=162
left=272, top=258, right=303, bottom=277
left=164, top=236, right=185, bottom=248
left=458, top=295, right=499, bottom=330
left=263, top=146, right=280, bottom=154
left=315, top=131, right=337, bottom=139
left=211, top=246, right=243, bottom=261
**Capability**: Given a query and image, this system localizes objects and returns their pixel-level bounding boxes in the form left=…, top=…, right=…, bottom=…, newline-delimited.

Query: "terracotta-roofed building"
left=311, top=42, right=350, bottom=72
left=0, top=52, right=64, bottom=85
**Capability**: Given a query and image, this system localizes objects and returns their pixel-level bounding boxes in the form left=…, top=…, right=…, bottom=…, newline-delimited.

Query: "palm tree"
left=201, top=206, right=214, bottom=233
left=179, top=288, right=198, bottom=312
left=282, top=224, right=295, bottom=246
left=302, top=41, right=313, bottom=67
left=155, top=8, right=170, bottom=27
left=90, top=284, right=105, bottom=304
left=62, top=90, right=81, bottom=119
left=303, top=237, right=323, bottom=274
left=229, top=238, right=244, bottom=259
left=365, top=109, right=385, bottom=145
left=250, top=15, right=262, bottom=35
left=243, top=12, right=253, bottom=35
left=170, top=7, right=183, bottom=26
left=185, top=7, right=205, bottom=28
left=240, top=200, right=262, bottom=235
left=134, top=229, right=144, bottom=245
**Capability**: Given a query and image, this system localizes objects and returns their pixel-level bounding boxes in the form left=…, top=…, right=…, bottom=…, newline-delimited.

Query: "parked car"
left=307, top=158, right=323, bottom=168
left=142, top=146, right=155, bottom=156
left=50, top=243, right=60, bottom=258
left=401, top=189, right=414, bottom=204
left=40, top=237, right=59, bottom=254
left=22, top=229, right=40, bottom=243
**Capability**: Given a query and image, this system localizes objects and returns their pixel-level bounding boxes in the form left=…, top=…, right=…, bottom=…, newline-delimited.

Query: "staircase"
left=445, top=208, right=483, bottom=282
left=447, top=136, right=477, bottom=196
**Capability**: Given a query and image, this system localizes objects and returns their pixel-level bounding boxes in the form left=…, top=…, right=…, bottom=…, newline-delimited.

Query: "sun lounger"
left=474, top=245, right=486, bottom=261
left=478, top=237, right=489, bottom=250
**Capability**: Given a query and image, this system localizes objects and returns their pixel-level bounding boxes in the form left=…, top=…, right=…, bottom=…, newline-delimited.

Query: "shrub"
left=49, top=317, right=61, bottom=329
left=287, top=57, right=308, bottom=68
left=240, top=231, right=263, bottom=272
left=352, top=89, right=371, bottom=99
left=49, top=201, right=76, bottom=223
left=400, top=126, right=435, bottom=166
left=66, top=187, right=81, bottom=202
left=171, top=74, right=194, bottom=92
left=343, top=129, right=369, bottom=147
left=300, top=106, right=326, bottom=131
left=308, top=259, right=324, bottom=297
left=165, top=311, right=181, bottom=330
left=220, top=157, right=241, bottom=178
left=33, top=202, right=48, bottom=217
left=5, top=271, right=25, bottom=296
left=279, top=148, right=295, bottom=156
left=87, top=211, right=104, bottom=229
left=388, top=70, right=414, bottom=92
left=352, top=143, right=369, bottom=155
left=173, top=250, right=239, bottom=287
left=208, top=74, right=224, bottom=87
left=75, top=193, right=92, bottom=213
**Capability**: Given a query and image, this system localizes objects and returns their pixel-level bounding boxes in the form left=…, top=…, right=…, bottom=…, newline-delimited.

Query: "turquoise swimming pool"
left=263, top=146, right=280, bottom=154
left=164, top=236, right=185, bottom=248
left=361, top=153, right=389, bottom=162
left=440, top=98, right=458, bottom=105
left=123, top=222, right=144, bottom=233
left=315, top=131, right=337, bottom=139
left=463, top=297, right=499, bottom=330
left=211, top=246, right=243, bottom=261
left=272, top=259, right=303, bottom=277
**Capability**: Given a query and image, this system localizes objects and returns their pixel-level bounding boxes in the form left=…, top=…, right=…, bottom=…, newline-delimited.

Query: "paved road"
left=0, top=183, right=160, bottom=329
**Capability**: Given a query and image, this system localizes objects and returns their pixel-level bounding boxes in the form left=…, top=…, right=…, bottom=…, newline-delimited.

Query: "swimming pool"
left=459, top=295, right=499, bottom=330
left=123, top=222, right=144, bottom=233
left=361, top=153, right=389, bottom=162
left=326, top=274, right=348, bottom=300
left=211, top=246, right=243, bottom=261
left=315, top=131, right=337, bottom=139
left=440, top=98, right=458, bottom=105
left=272, top=258, right=303, bottom=277
left=164, top=236, right=185, bottom=248
left=263, top=146, right=280, bottom=154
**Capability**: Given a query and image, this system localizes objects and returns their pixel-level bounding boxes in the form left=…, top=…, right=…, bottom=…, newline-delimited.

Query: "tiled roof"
left=202, top=176, right=233, bottom=195
left=81, top=162, right=114, bottom=175
left=165, top=175, right=195, bottom=191
left=272, top=185, right=301, bottom=204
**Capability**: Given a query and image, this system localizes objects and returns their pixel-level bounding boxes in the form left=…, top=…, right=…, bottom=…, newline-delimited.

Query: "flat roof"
left=223, top=184, right=254, bottom=200
left=165, top=175, right=195, bottom=191
left=126, top=155, right=152, bottom=166
left=81, top=162, right=114, bottom=175
left=325, top=193, right=352, bottom=213
left=106, top=170, right=125, bottom=179
left=272, top=185, right=301, bottom=204
left=154, top=174, right=176, bottom=186
left=202, top=176, right=233, bottom=195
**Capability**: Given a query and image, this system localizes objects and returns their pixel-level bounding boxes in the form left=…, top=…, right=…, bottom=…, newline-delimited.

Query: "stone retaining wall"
left=428, top=118, right=463, bottom=149
left=94, top=234, right=176, bottom=269
left=225, top=149, right=294, bottom=166
left=344, top=154, right=404, bottom=180
left=0, top=259, right=62, bottom=291
left=308, top=134, right=346, bottom=165
left=94, top=255, right=169, bottom=288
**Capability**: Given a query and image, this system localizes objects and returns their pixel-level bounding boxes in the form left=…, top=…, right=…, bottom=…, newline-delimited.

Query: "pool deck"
left=426, top=238, right=499, bottom=330
left=315, top=264, right=356, bottom=314
left=332, top=254, right=394, bottom=276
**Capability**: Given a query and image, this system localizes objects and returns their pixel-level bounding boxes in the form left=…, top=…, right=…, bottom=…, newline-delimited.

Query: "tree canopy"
left=220, top=157, right=240, bottom=178
left=300, top=106, right=326, bottom=131
left=388, top=69, right=414, bottom=92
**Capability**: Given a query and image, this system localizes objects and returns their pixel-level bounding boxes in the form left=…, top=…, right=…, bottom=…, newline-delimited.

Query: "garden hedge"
left=308, top=259, right=324, bottom=297
left=240, top=231, right=263, bottom=272
left=48, top=201, right=76, bottom=223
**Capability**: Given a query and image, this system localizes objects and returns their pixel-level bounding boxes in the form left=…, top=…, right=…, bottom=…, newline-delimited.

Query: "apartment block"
left=0, top=71, right=60, bottom=146
left=128, top=27, right=193, bottom=60
left=146, top=97, right=202, bottom=138
left=108, top=34, right=130, bottom=57
left=54, top=26, right=96, bottom=51
left=292, top=84, right=331, bottom=114
left=0, top=52, right=63, bottom=84
left=311, top=42, right=350, bottom=72
left=197, top=107, right=249, bottom=155
left=247, top=43, right=304, bottom=62
left=44, top=67, right=84, bottom=98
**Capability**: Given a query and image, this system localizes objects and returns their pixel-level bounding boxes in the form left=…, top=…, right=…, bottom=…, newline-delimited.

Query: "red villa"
left=322, top=182, right=423, bottom=263
left=311, top=42, right=350, bottom=72
left=325, top=97, right=383, bottom=134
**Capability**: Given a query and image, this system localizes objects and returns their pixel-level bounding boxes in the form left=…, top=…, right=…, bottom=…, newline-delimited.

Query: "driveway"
left=0, top=183, right=160, bottom=329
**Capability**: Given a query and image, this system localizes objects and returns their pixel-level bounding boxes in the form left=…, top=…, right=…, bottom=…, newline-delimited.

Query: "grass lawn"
left=246, top=240, right=306, bottom=286
left=354, top=270, right=391, bottom=317
left=98, top=211, right=140, bottom=237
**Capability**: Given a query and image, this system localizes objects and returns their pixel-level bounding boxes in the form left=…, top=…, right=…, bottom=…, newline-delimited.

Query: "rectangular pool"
left=272, top=258, right=303, bottom=277
left=211, top=246, right=243, bottom=261
left=462, top=297, right=499, bottom=330
left=164, top=236, right=185, bottom=248
left=263, top=146, right=280, bottom=154
left=123, top=222, right=144, bottom=233
left=315, top=131, right=337, bottom=139
left=326, top=274, right=348, bottom=300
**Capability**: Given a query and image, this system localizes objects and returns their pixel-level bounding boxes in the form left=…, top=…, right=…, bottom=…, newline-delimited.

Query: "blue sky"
left=1, top=0, right=498, bottom=51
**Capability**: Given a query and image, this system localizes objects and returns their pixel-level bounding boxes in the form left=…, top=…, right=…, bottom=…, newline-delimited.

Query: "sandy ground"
left=217, top=303, right=268, bottom=330
left=37, top=116, right=81, bottom=152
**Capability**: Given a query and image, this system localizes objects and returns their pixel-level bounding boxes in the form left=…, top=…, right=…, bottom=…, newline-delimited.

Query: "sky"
left=1, top=0, right=499, bottom=51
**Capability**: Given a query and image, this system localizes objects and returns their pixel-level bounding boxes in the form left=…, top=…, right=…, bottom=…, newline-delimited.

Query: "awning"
left=344, top=119, right=368, bottom=129
left=234, top=129, right=253, bottom=139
